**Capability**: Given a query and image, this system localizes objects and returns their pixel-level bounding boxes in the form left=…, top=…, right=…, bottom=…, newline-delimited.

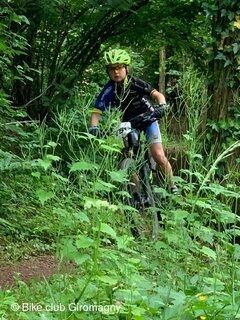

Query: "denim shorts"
left=144, top=121, right=162, bottom=145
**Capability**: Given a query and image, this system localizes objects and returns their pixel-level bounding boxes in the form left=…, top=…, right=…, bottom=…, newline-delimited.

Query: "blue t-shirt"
left=95, top=76, right=154, bottom=121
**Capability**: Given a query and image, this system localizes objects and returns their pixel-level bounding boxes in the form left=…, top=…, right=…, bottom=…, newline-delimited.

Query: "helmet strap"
left=123, top=76, right=129, bottom=89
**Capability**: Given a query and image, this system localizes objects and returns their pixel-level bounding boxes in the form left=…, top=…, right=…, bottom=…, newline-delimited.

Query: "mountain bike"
left=116, top=99, right=167, bottom=240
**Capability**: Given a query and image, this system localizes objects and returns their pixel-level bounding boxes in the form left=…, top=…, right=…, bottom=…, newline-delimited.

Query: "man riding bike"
left=89, top=49, right=178, bottom=194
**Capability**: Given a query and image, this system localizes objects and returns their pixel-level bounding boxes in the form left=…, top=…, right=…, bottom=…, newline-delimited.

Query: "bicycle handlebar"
left=128, top=104, right=167, bottom=129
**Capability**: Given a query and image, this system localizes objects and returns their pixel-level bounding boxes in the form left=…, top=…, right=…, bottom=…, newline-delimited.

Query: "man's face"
left=107, top=64, right=127, bottom=82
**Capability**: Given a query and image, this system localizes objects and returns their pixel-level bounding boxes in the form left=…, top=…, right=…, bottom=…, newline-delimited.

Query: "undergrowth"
left=0, top=70, right=240, bottom=319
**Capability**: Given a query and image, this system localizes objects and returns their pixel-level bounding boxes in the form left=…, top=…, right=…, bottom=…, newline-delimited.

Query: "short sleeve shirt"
left=95, top=76, right=155, bottom=121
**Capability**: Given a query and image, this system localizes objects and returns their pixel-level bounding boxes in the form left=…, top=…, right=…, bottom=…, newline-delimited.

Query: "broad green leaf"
left=200, top=246, right=216, bottom=260
left=59, top=238, right=78, bottom=260
left=148, top=294, right=165, bottom=308
left=52, top=172, right=68, bottom=182
left=218, top=210, right=237, bottom=223
left=165, top=231, right=180, bottom=244
left=37, top=158, right=52, bottom=170
left=153, top=187, right=168, bottom=197
left=36, top=189, right=54, bottom=205
left=233, top=43, right=239, bottom=54
left=53, top=207, right=68, bottom=217
left=118, top=204, right=138, bottom=212
left=195, top=200, right=212, bottom=210
left=215, top=52, right=226, bottom=61
left=196, top=226, right=214, bottom=244
left=156, top=286, right=186, bottom=305
left=36, top=154, right=60, bottom=170
left=203, top=276, right=225, bottom=289
left=108, top=170, right=128, bottom=182
left=84, top=197, right=118, bottom=211
left=0, top=41, right=8, bottom=52
left=74, top=254, right=91, bottom=265
left=93, top=179, right=116, bottom=192
left=116, top=190, right=131, bottom=198
left=131, top=306, right=146, bottom=316
left=100, top=223, right=117, bottom=238
left=164, top=303, right=185, bottom=319
left=234, top=18, right=240, bottom=29
left=204, top=184, right=240, bottom=198
left=173, top=209, right=189, bottom=220
left=46, top=154, right=61, bottom=161
left=76, top=235, right=94, bottom=248
left=47, top=141, right=57, bottom=147
left=100, top=144, right=121, bottom=153
left=31, top=172, right=41, bottom=178
left=117, top=235, right=133, bottom=250
left=77, top=211, right=90, bottom=223
left=154, top=241, right=169, bottom=251
left=234, top=244, right=240, bottom=260
left=128, top=258, right=141, bottom=265
left=70, top=161, right=99, bottom=172
left=97, top=275, right=118, bottom=285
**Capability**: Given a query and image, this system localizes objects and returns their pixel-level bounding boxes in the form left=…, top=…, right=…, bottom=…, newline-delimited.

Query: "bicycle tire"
left=119, top=158, right=159, bottom=240
left=119, top=158, right=141, bottom=209
left=140, top=163, right=159, bottom=240
left=119, top=157, right=142, bottom=237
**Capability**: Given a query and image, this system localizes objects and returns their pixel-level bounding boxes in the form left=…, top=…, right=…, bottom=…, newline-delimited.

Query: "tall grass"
left=0, top=67, right=240, bottom=320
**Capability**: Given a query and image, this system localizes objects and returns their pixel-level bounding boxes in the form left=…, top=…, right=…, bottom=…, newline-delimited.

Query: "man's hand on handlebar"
left=153, top=103, right=168, bottom=119
left=89, top=126, right=100, bottom=136
left=129, top=103, right=169, bottom=129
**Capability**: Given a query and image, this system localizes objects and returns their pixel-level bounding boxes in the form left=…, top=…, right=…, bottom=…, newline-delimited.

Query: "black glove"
left=89, top=126, right=100, bottom=136
left=153, top=104, right=168, bottom=119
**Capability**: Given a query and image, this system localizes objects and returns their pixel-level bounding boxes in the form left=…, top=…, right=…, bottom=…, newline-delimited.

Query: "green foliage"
left=203, top=0, right=240, bottom=74
left=0, top=78, right=240, bottom=319
left=0, top=1, right=240, bottom=319
left=2, top=0, right=153, bottom=115
left=0, top=4, right=29, bottom=107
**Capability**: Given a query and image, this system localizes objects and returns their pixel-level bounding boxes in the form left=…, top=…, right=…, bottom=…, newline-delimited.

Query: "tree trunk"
left=206, top=0, right=239, bottom=154
left=208, top=62, right=234, bottom=121
left=158, top=48, right=166, bottom=95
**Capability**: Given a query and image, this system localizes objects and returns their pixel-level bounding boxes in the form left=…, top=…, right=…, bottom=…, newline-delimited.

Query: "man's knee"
left=151, top=146, right=168, bottom=166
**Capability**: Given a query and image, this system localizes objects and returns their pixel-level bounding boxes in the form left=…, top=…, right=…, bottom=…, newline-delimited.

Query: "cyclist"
left=89, top=49, right=178, bottom=194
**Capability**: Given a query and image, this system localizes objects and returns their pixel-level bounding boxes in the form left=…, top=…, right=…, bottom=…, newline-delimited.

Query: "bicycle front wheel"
left=140, top=163, right=159, bottom=240
left=119, top=158, right=141, bottom=208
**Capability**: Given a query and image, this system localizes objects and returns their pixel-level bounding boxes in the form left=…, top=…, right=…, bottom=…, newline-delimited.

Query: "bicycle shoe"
left=170, top=185, right=179, bottom=195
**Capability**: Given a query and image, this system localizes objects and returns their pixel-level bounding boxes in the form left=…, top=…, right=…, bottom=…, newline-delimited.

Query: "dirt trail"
left=0, top=255, right=73, bottom=289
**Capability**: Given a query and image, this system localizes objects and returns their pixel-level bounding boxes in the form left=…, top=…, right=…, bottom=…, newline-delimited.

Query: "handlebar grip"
left=153, top=106, right=166, bottom=119
left=128, top=104, right=168, bottom=129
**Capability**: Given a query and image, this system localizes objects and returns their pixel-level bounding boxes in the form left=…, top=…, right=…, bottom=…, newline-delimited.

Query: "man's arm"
left=150, top=89, right=166, bottom=104
left=90, top=80, right=113, bottom=128
left=90, top=109, right=102, bottom=126
left=89, top=109, right=102, bottom=136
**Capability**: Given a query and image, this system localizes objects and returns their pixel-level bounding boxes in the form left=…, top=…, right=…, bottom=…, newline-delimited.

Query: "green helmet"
left=104, top=49, right=131, bottom=66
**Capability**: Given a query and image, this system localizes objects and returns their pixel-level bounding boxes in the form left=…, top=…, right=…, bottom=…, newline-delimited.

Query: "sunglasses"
left=107, top=64, right=126, bottom=72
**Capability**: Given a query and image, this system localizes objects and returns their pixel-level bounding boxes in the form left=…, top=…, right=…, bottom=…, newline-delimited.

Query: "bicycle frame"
left=115, top=103, right=167, bottom=239
left=117, top=124, right=159, bottom=239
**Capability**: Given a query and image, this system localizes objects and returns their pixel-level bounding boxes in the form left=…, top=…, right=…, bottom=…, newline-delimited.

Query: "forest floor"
left=0, top=255, right=75, bottom=289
